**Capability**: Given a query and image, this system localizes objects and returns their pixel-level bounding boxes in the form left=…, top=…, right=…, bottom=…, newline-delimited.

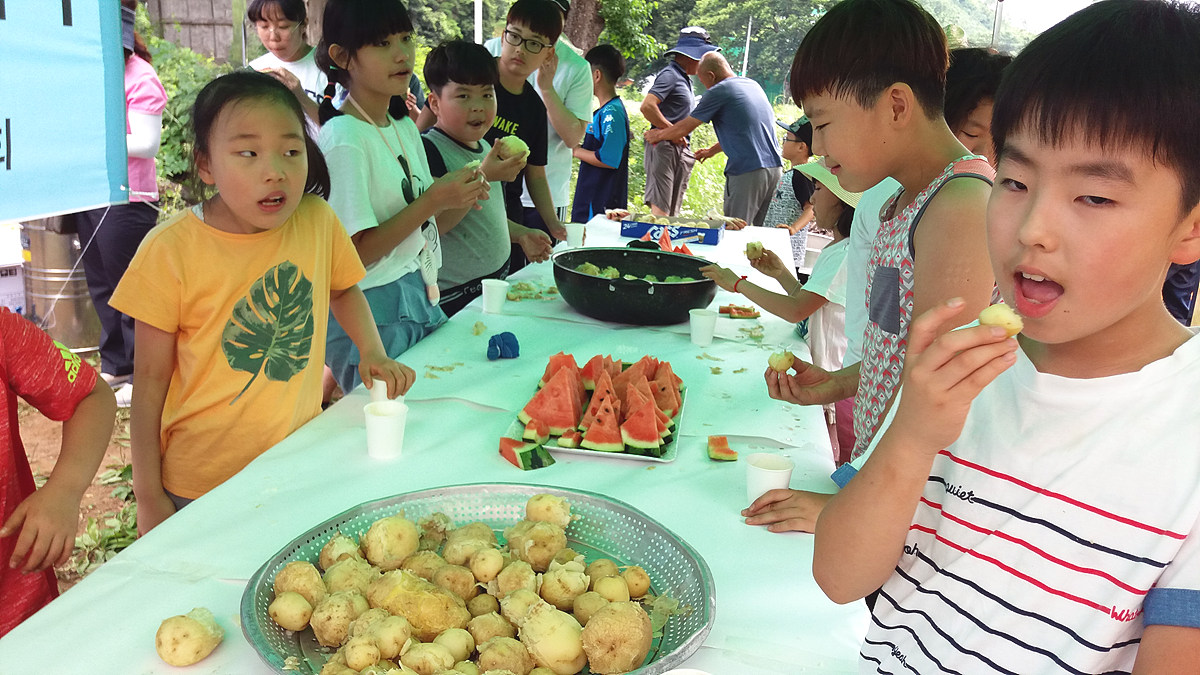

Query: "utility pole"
left=475, top=0, right=483, bottom=43
left=741, top=16, right=752, bottom=76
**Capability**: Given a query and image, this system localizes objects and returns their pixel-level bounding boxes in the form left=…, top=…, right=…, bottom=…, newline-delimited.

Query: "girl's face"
left=956, top=98, right=996, bottom=166
left=811, top=182, right=845, bottom=230
left=196, top=98, right=307, bottom=234
left=253, top=3, right=308, bottom=62
left=343, top=32, right=417, bottom=103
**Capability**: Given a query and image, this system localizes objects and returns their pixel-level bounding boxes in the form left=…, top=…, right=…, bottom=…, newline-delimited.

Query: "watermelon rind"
left=706, top=436, right=738, bottom=461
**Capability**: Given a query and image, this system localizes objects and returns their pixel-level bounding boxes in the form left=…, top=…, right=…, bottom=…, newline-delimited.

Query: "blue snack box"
left=619, top=215, right=726, bottom=245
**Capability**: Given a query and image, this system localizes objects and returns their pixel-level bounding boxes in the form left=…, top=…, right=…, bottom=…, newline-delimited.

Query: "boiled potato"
left=155, top=607, right=223, bottom=666
left=580, top=602, right=652, bottom=674
left=268, top=591, right=313, bottom=631
left=275, top=560, right=326, bottom=608
left=979, top=302, right=1023, bottom=337
left=768, top=350, right=795, bottom=373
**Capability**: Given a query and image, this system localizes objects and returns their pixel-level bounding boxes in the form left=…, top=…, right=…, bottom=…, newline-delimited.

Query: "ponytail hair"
left=316, top=0, right=415, bottom=124
left=190, top=71, right=331, bottom=201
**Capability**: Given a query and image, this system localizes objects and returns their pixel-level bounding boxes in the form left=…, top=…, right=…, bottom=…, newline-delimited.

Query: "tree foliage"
left=598, top=0, right=664, bottom=62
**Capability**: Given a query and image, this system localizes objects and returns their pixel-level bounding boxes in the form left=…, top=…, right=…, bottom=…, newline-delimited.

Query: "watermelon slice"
left=557, top=429, right=583, bottom=448
left=538, top=352, right=579, bottom=388
left=707, top=436, right=737, bottom=461
left=579, top=370, right=618, bottom=430
left=581, top=399, right=623, bottom=452
left=611, top=359, right=651, bottom=395
left=500, top=438, right=556, bottom=469
left=523, top=419, right=549, bottom=444
left=621, top=383, right=651, bottom=423
left=519, top=367, right=582, bottom=434
left=579, top=355, right=605, bottom=390
left=603, top=356, right=623, bottom=381
left=654, top=361, right=683, bottom=389
left=652, top=379, right=682, bottom=418
left=621, top=400, right=663, bottom=451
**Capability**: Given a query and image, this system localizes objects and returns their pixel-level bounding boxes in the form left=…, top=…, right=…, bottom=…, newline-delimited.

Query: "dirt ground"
left=18, top=399, right=130, bottom=593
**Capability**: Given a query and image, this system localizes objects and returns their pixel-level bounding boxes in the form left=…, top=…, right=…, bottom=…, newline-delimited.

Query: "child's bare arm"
left=130, top=321, right=178, bottom=535
left=1, top=376, right=115, bottom=572
left=524, top=166, right=568, bottom=240
left=910, top=177, right=995, bottom=336
left=1133, top=625, right=1200, bottom=674
left=813, top=301, right=1016, bottom=603
left=328, top=286, right=415, bottom=399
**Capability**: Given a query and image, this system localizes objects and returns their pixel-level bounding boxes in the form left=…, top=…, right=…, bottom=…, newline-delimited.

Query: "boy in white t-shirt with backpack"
left=814, top=1, right=1200, bottom=671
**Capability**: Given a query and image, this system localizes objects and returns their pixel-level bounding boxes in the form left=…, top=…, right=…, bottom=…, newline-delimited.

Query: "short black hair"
left=992, top=0, right=1200, bottom=210
left=789, top=0, right=947, bottom=118
left=944, top=48, right=1011, bottom=132
left=424, top=40, right=499, bottom=95
left=585, top=44, right=625, bottom=85
left=506, top=0, right=564, bottom=44
left=246, top=0, right=306, bottom=24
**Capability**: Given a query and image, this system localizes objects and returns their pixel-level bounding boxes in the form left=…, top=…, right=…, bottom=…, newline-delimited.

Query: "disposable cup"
left=689, top=308, right=718, bottom=346
left=364, top=400, right=408, bottom=460
left=369, top=378, right=389, bottom=403
left=481, top=279, right=509, bottom=314
left=565, top=223, right=586, bottom=247
left=745, top=453, right=794, bottom=503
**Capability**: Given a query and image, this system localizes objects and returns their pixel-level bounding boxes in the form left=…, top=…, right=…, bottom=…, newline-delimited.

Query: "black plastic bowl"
left=551, top=247, right=718, bottom=325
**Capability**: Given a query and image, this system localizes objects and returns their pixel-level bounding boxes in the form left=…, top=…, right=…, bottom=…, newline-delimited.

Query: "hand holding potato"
left=886, top=298, right=1019, bottom=454
left=482, top=141, right=527, bottom=183
left=749, top=248, right=789, bottom=280
left=764, top=358, right=846, bottom=407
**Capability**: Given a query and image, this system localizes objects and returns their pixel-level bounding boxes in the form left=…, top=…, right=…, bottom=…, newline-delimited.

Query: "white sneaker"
left=101, top=373, right=131, bottom=388
left=114, top=382, right=133, bottom=408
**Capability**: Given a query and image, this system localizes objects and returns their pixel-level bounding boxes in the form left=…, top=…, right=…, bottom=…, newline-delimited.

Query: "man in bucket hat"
left=639, top=27, right=720, bottom=217
left=646, top=51, right=783, bottom=228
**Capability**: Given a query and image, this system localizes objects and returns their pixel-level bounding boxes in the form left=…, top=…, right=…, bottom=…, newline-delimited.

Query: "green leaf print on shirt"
left=222, top=261, right=315, bottom=404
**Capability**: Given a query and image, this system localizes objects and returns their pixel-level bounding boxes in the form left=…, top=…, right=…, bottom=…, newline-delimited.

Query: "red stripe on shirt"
left=919, top=497, right=1147, bottom=596
left=910, top=523, right=1113, bottom=616
left=939, top=450, right=1186, bottom=539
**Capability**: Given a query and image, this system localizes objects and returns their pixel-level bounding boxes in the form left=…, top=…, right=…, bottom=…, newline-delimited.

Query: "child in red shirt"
left=0, top=308, right=116, bottom=636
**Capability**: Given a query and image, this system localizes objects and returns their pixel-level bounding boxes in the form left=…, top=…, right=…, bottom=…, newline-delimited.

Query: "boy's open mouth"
left=1013, top=271, right=1064, bottom=317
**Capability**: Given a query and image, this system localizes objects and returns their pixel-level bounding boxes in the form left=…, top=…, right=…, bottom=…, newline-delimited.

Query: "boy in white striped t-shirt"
left=814, top=1, right=1200, bottom=672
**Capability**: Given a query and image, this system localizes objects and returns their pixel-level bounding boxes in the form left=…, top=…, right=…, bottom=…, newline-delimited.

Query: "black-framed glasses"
left=502, top=28, right=550, bottom=54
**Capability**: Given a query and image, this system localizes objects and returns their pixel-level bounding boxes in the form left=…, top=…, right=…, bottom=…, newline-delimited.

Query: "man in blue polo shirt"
left=639, top=27, right=720, bottom=217
left=645, top=51, right=783, bottom=228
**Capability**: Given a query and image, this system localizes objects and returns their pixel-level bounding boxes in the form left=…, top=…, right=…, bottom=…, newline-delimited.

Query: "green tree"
left=688, top=0, right=826, bottom=98
left=407, top=0, right=510, bottom=45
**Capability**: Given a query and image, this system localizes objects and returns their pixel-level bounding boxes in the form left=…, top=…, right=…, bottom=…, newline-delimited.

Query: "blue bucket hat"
left=665, top=27, right=720, bottom=61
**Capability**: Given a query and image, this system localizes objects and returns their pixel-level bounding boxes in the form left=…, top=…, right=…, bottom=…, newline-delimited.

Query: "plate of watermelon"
left=503, top=352, right=686, bottom=465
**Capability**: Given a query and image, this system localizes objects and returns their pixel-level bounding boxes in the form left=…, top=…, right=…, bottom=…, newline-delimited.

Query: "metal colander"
left=240, top=483, right=716, bottom=674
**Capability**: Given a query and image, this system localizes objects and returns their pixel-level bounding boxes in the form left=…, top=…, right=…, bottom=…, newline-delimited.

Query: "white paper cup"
left=364, top=400, right=408, bottom=460
left=565, top=223, right=585, bottom=247
left=369, top=378, right=389, bottom=403
left=481, top=279, right=509, bottom=314
left=689, top=308, right=718, bottom=346
left=746, top=453, right=794, bottom=503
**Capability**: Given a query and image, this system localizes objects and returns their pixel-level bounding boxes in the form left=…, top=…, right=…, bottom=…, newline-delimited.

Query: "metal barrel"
left=20, top=218, right=100, bottom=355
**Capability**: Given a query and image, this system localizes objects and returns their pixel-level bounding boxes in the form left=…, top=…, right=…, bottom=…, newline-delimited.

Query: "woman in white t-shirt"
left=700, top=159, right=860, bottom=460
left=247, top=0, right=326, bottom=126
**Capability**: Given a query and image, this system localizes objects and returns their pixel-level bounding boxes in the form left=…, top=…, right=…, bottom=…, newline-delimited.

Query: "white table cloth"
left=0, top=217, right=867, bottom=674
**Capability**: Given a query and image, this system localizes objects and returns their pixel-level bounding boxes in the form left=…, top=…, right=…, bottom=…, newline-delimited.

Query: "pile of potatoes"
left=267, top=494, right=659, bottom=675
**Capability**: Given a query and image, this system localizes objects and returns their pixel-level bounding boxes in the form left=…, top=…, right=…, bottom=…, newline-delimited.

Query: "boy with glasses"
left=487, top=0, right=569, bottom=271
